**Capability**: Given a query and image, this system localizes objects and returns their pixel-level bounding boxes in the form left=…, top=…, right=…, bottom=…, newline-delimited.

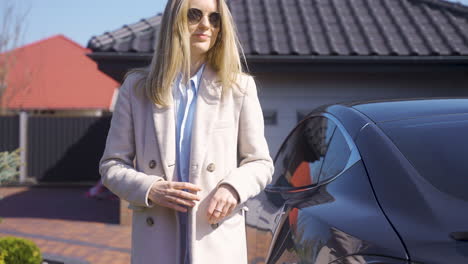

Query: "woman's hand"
left=207, top=184, right=240, bottom=224
left=148, top=181, right=202, bottom=212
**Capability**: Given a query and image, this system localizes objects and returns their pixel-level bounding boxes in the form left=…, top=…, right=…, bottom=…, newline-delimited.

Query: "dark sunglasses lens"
left=209, top=13, right=221, bottom=27
left=188, top=8, right=203, bottom=24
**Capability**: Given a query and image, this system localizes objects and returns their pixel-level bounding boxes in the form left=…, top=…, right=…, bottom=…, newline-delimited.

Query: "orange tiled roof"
left=3, top=35, right=119, bottom=110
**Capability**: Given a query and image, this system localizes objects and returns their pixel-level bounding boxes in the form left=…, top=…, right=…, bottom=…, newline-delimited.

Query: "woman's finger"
left=208, top=200, right=225, bottom=224
left=226, top=201, right=237, bottom=216
left=208, top=209, right=222, bottom=224
left=207, top=197, right=219, bottom=217
left=165, top=195, right=196, bottom=207
left=219, top=202, right=230, bottom=219
left=169, top=189, right=200, bottom=201
left=171, top=182, right=202, bottom=192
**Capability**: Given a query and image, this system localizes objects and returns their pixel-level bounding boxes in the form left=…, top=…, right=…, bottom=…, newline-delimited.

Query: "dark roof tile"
left=88, top=16, right=162, bottom=53
left=88, top=0, right=468, bottom=57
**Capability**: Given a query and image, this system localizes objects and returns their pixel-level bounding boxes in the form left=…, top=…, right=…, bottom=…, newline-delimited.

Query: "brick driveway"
left=0, top=186, right=131, bottom=264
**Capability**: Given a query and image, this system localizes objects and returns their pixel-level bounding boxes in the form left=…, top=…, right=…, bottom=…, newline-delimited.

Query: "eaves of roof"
left=87, top=52, right=151, bottom=61
left=87, top=51, right=468, bottom=64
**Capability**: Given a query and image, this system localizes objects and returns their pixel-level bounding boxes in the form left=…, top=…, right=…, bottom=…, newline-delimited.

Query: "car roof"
left=345, top=98, right=468, bottom=123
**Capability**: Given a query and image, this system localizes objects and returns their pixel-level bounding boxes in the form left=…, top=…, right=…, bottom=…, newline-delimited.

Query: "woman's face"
left=187, top=0, right=220, bottom=61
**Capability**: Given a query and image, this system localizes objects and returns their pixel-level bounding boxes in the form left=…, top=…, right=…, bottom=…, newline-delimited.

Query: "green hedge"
left=0, top=236, right=42, bottom=264
left=0, top=250, right=5, bottom=264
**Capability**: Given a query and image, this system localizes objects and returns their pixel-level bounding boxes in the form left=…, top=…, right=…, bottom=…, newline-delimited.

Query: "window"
left=271, top=114, right=358, bottom=189
left=271, top=116, right=336, bottom=188
left=263, top=110, right=277, bottom=126
left=318, top=126, right=352, bottom=183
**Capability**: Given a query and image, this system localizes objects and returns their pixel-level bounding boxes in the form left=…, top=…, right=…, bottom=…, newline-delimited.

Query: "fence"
left=0, top=115, right=20, bottom=153
left=0, top=114, right=111, bottom=182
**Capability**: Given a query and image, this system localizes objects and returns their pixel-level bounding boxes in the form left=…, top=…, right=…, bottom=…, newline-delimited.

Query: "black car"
left=245, top=99, right=468, bottom=264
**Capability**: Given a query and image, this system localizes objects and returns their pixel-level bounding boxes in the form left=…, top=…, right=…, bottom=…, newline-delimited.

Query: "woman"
left=99, top=0, right=273, bottom=263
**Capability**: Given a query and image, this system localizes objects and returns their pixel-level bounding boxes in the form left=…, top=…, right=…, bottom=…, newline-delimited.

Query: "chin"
left=191, top=43, right=212, bottom=58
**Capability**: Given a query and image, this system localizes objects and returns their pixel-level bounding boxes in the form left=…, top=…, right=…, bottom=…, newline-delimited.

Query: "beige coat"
left=99, top=66, right=274, bottom=264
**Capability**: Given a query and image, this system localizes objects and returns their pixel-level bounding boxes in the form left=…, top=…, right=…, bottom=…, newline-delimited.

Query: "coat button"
left=206, top=163, right=215, bottom=172
left=146, top=217, right=154, bottom=226
left=211, top=223, right=219, bottom=229
left=149, top=160, right=157, bottom=169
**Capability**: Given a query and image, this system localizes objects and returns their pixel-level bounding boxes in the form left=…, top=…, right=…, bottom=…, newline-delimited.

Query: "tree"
left=0, top=2, right=29, bottom=184
left=0, top=1, right=29, bottom=114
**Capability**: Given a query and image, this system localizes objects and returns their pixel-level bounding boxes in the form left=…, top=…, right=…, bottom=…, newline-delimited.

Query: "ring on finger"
left=214, top=208, right=223, bottom=213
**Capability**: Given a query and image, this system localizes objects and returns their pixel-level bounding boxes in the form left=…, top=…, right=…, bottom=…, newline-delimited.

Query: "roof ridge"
left=409, top=0, right=468, bottom=16
left=55, top=35, right=88, bottom=51
left=13, top=35, right=85, bottom=53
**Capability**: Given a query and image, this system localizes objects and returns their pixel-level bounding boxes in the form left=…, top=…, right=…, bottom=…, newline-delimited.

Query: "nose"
left=198, top=15, right=210, bottom=29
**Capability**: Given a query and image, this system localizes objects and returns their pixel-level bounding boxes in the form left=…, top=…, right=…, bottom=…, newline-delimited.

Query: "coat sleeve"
left=219, top=76, right=274, bottom=204
left=99, top=74, right=163, bottom=207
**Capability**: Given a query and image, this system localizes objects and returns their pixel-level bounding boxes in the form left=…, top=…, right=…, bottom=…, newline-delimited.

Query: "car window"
left=272, top=116, right=336, bottom=188
left=319, top=127, right=352, bottom=182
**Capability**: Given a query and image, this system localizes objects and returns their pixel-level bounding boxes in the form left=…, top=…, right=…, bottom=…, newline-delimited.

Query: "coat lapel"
left=152, top=99, right=176, bottom=182
left=190, top=66, right=222, bottom=179
left=151, top=65, right=221, bottom=183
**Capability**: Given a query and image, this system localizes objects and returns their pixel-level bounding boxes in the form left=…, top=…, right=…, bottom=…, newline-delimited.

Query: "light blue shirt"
left=174, top=64, right=205, bottom=183
left=173, top=65, right=205, bottom=264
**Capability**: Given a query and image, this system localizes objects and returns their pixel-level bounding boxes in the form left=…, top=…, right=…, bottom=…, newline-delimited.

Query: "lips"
left=193, top=33, right=209, bottom=40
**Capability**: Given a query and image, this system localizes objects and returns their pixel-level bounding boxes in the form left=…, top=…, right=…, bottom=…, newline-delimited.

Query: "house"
left=3, top=35, right=119, bottom=116
left=87, top=0, right=468, bottom=154
left=0, top=35, right=120, bottom=183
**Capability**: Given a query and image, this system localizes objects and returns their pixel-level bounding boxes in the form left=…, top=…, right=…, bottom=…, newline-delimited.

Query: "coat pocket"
left=220, top=205, right=249, bottom=227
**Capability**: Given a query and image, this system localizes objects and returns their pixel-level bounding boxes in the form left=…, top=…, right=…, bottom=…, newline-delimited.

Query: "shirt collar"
left=175, top=64, right=206, bottom=97
left=190, top=63, right=205, bottom=95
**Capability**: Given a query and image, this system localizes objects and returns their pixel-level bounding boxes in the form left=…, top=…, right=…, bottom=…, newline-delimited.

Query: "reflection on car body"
left=246, top=99, right=468, bottom=264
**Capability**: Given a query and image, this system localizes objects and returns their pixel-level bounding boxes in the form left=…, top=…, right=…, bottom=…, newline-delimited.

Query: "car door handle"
left=274, top=211, right=286, bottom=224
left=273, top=204, right=287, bottom=224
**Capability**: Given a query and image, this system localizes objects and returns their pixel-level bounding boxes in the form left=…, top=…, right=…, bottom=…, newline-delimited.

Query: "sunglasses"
left=187, top=8, right=221, bottom=28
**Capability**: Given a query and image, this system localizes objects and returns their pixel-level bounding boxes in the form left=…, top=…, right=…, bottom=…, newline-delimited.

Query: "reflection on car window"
left=319, top=129, right=352, bottom=182
left=272, top=116, right=336, bottom=188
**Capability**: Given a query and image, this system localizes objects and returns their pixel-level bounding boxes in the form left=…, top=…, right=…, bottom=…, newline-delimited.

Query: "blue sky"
left=6, top=0, right=468, bottom=48
left=8, top=0, right=169, bottom=47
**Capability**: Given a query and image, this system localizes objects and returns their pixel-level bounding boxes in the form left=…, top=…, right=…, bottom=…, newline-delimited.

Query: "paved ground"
left=0, top=186, right=131, bottom=264
left=0, top=186, right=276, bottom=264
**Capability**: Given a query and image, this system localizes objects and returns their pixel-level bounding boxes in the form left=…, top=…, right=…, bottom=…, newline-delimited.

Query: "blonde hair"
left=128, top=0, right=246, bottom=106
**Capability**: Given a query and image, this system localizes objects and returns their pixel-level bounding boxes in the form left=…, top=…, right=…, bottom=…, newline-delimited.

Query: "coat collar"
left=151, top=65, right=222, bottom=182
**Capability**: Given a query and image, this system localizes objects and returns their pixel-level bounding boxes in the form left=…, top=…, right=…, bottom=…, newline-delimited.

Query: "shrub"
left=0, top=149, right=21, bottom=185
left=0, top=250, right=5, bottom=264
left=0, top=236, right=42, bottom=264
